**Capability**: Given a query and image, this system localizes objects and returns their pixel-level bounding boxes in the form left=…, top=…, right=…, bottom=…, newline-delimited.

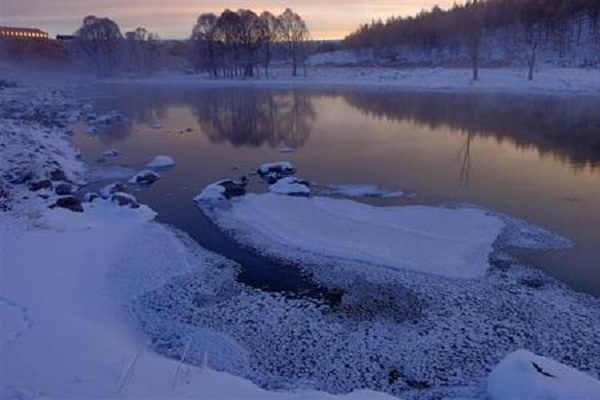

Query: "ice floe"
left=200, top=193, right=504, bottom=279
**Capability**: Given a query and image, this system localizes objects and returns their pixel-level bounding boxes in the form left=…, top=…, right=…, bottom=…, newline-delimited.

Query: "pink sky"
left=0, top=0, right=454, bottom=39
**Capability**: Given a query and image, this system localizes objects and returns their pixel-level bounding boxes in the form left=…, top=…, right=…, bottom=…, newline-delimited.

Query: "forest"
left=344, top=0, right=600, bottom=74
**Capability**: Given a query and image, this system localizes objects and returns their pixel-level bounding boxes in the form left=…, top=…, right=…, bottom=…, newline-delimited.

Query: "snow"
left=322, top=184, right=403, bottom=198
left=269, top=177, right=311, bottom=196
left=107, top=66, right=600, bottom=96
left=0, top=84, right=394, bottom=400
left=200, top=193, right=505, bottom=279
left=487, top=350, right=600, bottom=400
left=194, top=181, right=227, bottom=201
left=147, top=155, right=175, bottom=168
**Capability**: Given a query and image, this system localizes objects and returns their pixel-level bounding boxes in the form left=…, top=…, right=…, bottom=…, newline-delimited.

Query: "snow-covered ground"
left=0, top=84, right=394, bottom=400
left=111, top=66, right=600, bottom=96
left=2, top=81, right=600, bottom=400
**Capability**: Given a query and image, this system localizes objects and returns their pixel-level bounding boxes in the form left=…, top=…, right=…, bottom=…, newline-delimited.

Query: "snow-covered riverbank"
left=108, top=66, right=600, bottom=96
left=0, top=84, right=394, bottom=399
left=2, top=81, right=600, bottom=400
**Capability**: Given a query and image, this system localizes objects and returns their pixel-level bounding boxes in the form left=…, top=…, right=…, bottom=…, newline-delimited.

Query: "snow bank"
left=201, top=193, right=504, bottom=278
left=195, top=181, right=227, bottom=201
left=0, top=84, right=393, bottom=400
left=147, top=155, right=175, bottom=168
left=322, top=184, right=403, bottom=198
left=487, top=350, right=600, bottom=400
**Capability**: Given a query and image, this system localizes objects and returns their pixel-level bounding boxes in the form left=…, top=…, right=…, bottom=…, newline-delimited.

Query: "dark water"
left=73, top=85, right=600, bottom=297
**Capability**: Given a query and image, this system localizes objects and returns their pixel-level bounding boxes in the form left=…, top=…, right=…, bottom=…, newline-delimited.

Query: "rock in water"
left=128, top=170, right=160, bottom=185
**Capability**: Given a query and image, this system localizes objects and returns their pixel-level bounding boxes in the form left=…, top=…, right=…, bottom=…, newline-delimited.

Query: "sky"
left=0, top=0, right=453, bottom=40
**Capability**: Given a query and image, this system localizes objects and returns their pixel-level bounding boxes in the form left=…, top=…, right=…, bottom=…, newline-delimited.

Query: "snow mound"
left=487, top=349, right=600, bottom=400
left=322, top=184, right=403, bottom=198
left=201, top=194, right=504, bottom=279
left=269, top=177, right=310, bottom=196
left=147, top=155, right=175, bottom=168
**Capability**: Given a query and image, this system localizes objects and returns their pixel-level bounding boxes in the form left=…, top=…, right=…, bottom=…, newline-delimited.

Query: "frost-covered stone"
left=100, top=182, right=128, bottom=199
left=111, top=192, right=139, bottom=208
left=128, top=170, right=161, bottom=185
left=103, top=149, right=119, bottom=158
left=269, top=177, right=310, bottom=196
left=257, top=161, right=295, bottom=183
left=147, top=155, right=175, bottom=168
left=194, top=180, right=246, bottom=202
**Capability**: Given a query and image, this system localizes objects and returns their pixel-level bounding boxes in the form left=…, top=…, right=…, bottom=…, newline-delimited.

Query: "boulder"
left=128, top=170, right=160, bottom=185
left=100, top=182, right=128, bottom=198
left=257, top=161, right=296, bottom=183
left=55, top=196, right=83, bottom=212
left=110, top=192, right=139, bottom=208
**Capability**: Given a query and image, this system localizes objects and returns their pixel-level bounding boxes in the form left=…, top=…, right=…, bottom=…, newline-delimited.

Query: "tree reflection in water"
left=342, top=91, right=600, bottom=171
left=191, top=89, right=315, bottom=148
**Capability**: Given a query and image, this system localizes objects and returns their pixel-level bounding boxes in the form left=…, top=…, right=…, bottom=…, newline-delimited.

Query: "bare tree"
left=190, top=13, right=219, bottom=76
left=125, top=27, right=161, bottom=75
left=278, top=8, right=310, bottom=77
left=260, top=11, right=281, bottom=77
left=73, top=15, right=123, bottom=77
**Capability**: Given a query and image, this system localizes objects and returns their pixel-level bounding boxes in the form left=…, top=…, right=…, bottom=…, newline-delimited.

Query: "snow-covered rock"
left=487, top=349, right=600, bottom=400
left=110, top=192, right=139, bottom=208
left=269, top=177, right=310, bottom=196
left=323, top=184, right=403, bottom=198
left=277, top=146, right=297, bottom=153
left=200, top=193, right=505, bottom=278
left=100, top=182, right=128, bottom=199
left=257, top=161, right=296, bottom=183
left=147, top=155, right=175, bottom=168
left=103, top=149, right=119, bottom=158
left=128, top=170, right=160, bottom=185
left=194, top=179, right=247, bottom=202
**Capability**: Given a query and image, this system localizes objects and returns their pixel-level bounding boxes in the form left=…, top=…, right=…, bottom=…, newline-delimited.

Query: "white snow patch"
left=194, top=182, right=227, bottom=201
left=147, top=155, right=175, bottom=168
left=322, top=184, right=403, bottom=198
left=487, top=349, right=600, bottom=400
left=202, top=193, right=504, bottom=279
left=103, top=148, right=119, bottom=158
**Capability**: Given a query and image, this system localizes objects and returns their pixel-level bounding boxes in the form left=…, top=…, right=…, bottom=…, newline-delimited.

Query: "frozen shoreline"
left=104, top=66, right=600, bottom=96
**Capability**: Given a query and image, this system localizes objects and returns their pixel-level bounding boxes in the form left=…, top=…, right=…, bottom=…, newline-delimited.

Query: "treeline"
left=70, top=8, right=310, bottom=78
left=189, top=8, right=310, bottom=77
left=344, top=0, right=600, bottom=76
left=72, top=16, right=166, bottom=77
